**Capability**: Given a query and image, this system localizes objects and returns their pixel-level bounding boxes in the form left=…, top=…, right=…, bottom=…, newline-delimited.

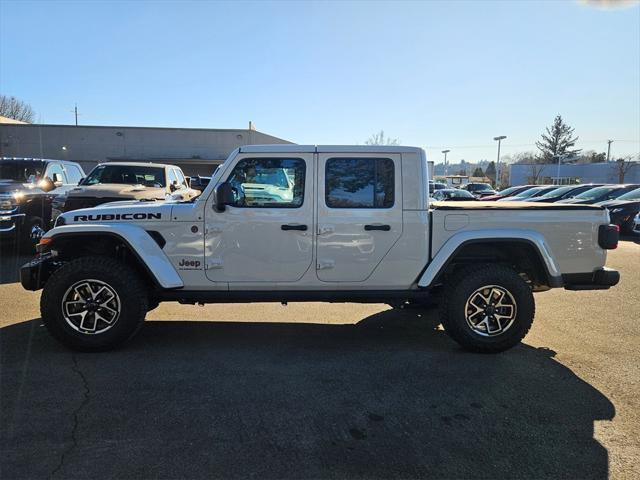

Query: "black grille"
left=63, top=197, right=124, bottom=212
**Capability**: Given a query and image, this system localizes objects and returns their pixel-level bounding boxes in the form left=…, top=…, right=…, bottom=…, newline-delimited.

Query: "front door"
left=205, top=153, right=314, bottom=283
left=316, top=153, right=403, bottom=282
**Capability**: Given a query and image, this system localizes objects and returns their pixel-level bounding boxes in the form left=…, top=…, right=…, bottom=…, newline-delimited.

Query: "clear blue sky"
left=1, top=0, right=639, bottom=163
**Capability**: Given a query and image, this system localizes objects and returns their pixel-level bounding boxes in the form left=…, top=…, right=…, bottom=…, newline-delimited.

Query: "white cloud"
left=578, top=0, right=640, bottom=9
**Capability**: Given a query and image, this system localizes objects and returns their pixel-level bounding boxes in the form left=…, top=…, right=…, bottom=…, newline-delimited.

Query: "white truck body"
left=23, top=145, right=620, bottom=352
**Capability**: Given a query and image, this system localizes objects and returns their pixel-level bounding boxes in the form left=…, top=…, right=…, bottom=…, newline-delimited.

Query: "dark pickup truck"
left=0, top=157, right=85, bottom=248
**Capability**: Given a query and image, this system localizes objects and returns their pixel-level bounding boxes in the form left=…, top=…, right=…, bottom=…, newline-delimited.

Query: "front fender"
left=40, top=223, right=184, bottom=289
left=418, top=229, right=562, bottom=288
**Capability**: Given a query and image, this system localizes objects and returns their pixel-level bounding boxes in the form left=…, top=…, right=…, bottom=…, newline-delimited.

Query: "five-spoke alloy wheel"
left=464, top=285, right=517, bottom=337
left=62, top=279, right=121, bottom=334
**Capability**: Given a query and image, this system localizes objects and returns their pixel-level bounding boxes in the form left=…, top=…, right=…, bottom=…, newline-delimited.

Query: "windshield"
left=574, top=186, right=619, bottom=200
left=497, top=186, right=523, bottom=196
left=615, top=187, right=640, bottom=201
left=0, top=161, right=44, bottom=183
left=469, top=183, right=492, bottom=191
left=513, top=186, right=545, bottom=198
left=537, top=186, right=575, bottom=198
left=83, top=165, right=166, bottom=187
left=443, top=190, right=473, bottom=198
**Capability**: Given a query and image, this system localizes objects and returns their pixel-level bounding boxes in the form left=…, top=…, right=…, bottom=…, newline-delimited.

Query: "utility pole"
left=441, top=149, right=450, bottom=176
left=606, top=139, right=613, bottom=162
left=493, top=135, right=507, bottom=187
left=70, top=103, right=81, bottom=125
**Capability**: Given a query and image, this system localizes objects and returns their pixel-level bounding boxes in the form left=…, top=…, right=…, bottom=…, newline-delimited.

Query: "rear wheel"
left=40, top=256, right=148, bottom=351
left=440, top=264, right=535, bottom=353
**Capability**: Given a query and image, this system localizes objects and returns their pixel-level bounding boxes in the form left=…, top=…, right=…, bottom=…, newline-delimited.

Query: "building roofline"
left=1, top=122, right=292, bottom=140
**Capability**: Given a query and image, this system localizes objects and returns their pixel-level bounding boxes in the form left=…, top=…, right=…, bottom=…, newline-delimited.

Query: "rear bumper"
left=563, top=268, right=620, bottom=291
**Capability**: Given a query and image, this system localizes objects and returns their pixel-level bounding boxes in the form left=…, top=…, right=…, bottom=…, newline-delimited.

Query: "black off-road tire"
left=40, top=256, right=148, bottom=351
left=440, top=264, right=535, bottom=353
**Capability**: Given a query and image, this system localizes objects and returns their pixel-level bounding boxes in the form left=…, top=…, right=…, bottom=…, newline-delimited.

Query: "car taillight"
left=598, top=224, right=619, bottom=250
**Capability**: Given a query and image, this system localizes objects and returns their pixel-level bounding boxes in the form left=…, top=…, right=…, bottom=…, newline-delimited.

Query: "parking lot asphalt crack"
left=48, top=353, right=91, bottom=480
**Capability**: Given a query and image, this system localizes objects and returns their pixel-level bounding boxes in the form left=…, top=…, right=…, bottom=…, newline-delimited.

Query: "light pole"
left=607, top=139, right=613, bottom=162
left=493, top=135, right=506, bottom=187
left=442, top=149, right=450, bottom=176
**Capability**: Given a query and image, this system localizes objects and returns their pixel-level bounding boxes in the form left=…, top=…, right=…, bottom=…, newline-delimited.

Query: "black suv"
left=0, top=158, right=85, bottom=248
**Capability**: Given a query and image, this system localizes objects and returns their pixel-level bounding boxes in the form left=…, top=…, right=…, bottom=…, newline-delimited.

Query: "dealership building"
left=0, top=121, right=293, bottom=176
left=509, top=161, right=640, bottom=186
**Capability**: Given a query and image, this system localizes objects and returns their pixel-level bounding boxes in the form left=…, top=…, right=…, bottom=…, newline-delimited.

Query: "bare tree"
left=527, top=163, right=547, bottom=184
left=615, top=155, right=639, bottom=183
left=365, top=130, right=400, bottom=146
left=0, top=95, right=35, bottom=122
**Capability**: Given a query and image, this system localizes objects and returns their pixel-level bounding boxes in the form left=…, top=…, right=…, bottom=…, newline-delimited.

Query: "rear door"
left=316, top=153, right=402, bottom=282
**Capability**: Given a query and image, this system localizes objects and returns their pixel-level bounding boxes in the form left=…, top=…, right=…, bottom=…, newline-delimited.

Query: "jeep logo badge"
left=178, top=259, right=201, bottom=269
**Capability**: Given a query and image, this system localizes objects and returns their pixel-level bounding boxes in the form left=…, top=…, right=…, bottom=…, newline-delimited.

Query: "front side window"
left=227, top=158, right=305, bottom=208
left=325, top=157, right=394, bottom=208
left=46, top=163, right=66, bottom=184
left=65, top=165, right=84, bottom=184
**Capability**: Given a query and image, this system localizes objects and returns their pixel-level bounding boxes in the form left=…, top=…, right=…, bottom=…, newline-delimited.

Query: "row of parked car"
left=429, top=181, right=640, bottom=234
left=0, top=157, right=212, bottom=250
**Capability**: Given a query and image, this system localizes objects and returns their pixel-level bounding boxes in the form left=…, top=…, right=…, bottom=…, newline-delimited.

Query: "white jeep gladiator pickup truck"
left=21, top=145, right=620, bottom=352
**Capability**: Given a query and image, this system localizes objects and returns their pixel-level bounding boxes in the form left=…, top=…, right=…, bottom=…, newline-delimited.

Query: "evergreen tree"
left=535, top=115, right=580, bottom=162
left=472, top=167, right=484, bottom=177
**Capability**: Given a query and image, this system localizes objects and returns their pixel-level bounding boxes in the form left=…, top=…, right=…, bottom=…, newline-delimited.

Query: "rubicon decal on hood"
left=73, top=213, right=162, bottom=221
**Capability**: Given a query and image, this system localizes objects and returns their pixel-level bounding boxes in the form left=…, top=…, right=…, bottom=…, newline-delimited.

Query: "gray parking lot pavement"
left=1, top=239, right=639, bottom=479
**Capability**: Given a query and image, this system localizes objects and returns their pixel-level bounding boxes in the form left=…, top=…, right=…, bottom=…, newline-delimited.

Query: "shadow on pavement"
left=1, top=309, right=614, bottom=479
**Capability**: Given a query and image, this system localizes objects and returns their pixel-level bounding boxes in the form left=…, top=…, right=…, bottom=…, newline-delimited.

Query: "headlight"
left=0, top=197, right=14, bottom=211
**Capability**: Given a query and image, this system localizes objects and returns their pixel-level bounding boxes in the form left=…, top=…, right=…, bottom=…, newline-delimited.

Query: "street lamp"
left=442, top=149, right=450, bottom=176
left=493, top=136, right=506, bottom=187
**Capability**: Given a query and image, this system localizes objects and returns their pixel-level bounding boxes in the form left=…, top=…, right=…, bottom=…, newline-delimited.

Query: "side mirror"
left=39, top=176, right=55, bottom=192
left=214, top=182, right=235, bottom=211
left=78, top=177, right=85, bottom=185
left=52, top=173, right=63, bottom=187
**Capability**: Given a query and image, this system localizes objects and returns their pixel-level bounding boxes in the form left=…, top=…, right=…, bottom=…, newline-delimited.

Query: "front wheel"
left=40, top=256, right=148, bottom=351
left=440, top=264, right=535, bottom=353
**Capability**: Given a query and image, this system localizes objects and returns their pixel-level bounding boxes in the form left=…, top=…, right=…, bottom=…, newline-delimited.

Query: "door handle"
left=364, top=224, right=391, bottom=231
left=281, top=224, right=308, bottom=231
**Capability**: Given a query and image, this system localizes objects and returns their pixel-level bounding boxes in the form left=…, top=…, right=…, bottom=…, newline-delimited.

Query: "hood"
left=556, top=198, right=590, bottom=204
left=0, top=180, right=45, bottom=195
left=597, top=199, right=640, bottom=209
left=58, top=200, right=173, bottom=225
left=66, top=183, right=166, bottom=200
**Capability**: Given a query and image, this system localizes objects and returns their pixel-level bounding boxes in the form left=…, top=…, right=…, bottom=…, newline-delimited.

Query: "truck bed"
left=429, top=201, right=609, bottom=275
left=430, top=201, right=602, bottom=210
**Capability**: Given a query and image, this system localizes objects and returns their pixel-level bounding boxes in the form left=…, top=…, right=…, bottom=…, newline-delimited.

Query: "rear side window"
left=325, top=157, right=394, bottom=208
